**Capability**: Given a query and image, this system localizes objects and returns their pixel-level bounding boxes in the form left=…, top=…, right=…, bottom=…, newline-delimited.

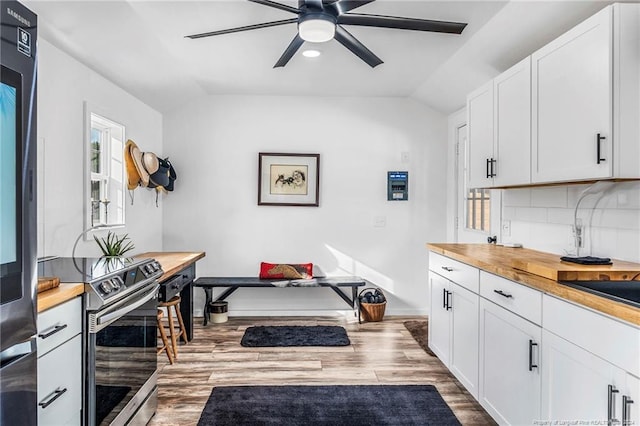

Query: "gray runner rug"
left=240, top=325, right=350, bottom=347
left=197, top=385, right=461, bottom=425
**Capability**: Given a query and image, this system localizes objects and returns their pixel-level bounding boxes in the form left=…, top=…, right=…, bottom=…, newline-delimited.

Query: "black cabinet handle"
left=39, top=387, right=68, bottom=409
left=528, top=340, right=538, bottom=371
left=623, top=395, right=634, bottom=425
left=441, top=266, right=453, bottom=272
left=486, top=158, right=491, bottom=179
left=38, top=324, right=68, bottom=339
left=442, top=288, right=447, bottom=309
left=609, top=385, right=620, bottom=425
left=597, top=133, right=606, bottom=164
left=494, top=289, right=513, bottom=299
left=446, top=291, right=452, bottom=311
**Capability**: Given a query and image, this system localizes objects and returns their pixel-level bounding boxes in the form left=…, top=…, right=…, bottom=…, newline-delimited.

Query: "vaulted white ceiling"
left=25, top=0, right=612, bottom=114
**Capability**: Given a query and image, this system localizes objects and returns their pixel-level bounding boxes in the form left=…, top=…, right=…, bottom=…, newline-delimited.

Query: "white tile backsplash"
left=514, top=207, right=548, bottom=223
left=531, top=187, right=567, bottom=208
left=503, top=188, right=531, bottom=207
left=503, top=181, right=640, bottom=262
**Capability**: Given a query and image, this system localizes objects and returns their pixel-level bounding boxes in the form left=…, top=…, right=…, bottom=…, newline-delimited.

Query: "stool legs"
left=159, top=296, right=188, bottom=361
left=165, top=304, right=178, bottom=360
left=157, top=310, right=174, bottom=364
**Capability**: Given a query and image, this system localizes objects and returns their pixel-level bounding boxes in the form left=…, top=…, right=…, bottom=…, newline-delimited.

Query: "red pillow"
left=259, top=262, right=313, bottom=280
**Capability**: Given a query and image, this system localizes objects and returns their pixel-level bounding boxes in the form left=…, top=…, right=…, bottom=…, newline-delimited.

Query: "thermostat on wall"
left=387, top=171, right=408, bottom=201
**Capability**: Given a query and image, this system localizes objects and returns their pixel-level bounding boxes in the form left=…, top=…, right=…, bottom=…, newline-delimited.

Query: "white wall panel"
left=163, top=95, right=448, bottom=316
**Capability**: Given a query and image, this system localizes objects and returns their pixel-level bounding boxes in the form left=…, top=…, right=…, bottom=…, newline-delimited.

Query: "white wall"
left=502, top=182, right=640, bottom=263
left=163, top=95, right=448, bottom=316
left=37, top=39, right=163, bottom=257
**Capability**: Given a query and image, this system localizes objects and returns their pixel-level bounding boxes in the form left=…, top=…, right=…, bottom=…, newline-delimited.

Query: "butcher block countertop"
left=134, top=251, right=205, bottom=282
left=37, top=252, right=206, bottom=312
left=427, top=243, right=640, bottom=326
left=37, top=283, right=84, bottom=313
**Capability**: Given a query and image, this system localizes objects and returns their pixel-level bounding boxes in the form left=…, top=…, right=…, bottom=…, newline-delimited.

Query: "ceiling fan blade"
left=185, top=18, right=297, bottom=39
left=248, top=0, right=300, bottom=14
left=334, top=25, right=382, bottom=68
left=327, top=0, right=375, bottom=15
left=338, top=13, right=467, bottom=34
left=274, top=34, right=305, bottom=68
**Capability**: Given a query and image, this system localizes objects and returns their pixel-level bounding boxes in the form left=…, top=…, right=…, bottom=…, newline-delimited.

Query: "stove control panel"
left=94, top=260, right=163, bottom=300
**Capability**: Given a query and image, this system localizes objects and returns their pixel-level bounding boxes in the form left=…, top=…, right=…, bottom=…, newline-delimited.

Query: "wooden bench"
left=193, top=276, right=372, bottom=325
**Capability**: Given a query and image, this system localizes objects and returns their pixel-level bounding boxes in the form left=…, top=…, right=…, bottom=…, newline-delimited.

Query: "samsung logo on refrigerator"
left=6, top=7, right=31, bottom=26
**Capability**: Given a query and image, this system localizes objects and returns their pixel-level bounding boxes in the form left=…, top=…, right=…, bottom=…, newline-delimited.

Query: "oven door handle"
left=97, top=284, right=159, bottom=327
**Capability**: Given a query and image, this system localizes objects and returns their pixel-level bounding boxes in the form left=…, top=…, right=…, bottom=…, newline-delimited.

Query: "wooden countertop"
left=37, top=252, right=206, bottom=312
left=427, top=243, right=640, bottom=326
left=134, top=251, right=206, bottom=282
left=37, top=283, right=84, bottom=313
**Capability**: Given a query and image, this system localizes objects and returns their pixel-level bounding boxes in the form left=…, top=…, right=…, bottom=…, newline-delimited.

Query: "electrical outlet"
left=501, top=220, right=511, bottom=237
left=373, top=216, right=387, bottom=228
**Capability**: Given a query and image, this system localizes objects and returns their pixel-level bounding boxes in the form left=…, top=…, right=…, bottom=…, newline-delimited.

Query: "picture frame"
left=258, top=153, right=320, bottom=206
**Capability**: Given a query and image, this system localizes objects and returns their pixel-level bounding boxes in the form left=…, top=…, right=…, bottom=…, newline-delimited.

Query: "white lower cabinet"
left=542, top=294, right=640, bottom=425
left=429, top=251, right=640, bottom=425
left=428, top=271, right=480, bottom=398
left=541, top=329, right=637, bottom=424
left=479, top=298, right=541, bottom=425
left=37, top=297, right=83, bottom=425
left=37, top=334, right=82, bottom=425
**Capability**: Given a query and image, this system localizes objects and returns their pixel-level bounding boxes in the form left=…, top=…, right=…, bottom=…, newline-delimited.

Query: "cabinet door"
left=428, top=273, right=450, bottom=365
left=494, top=57, right=531, bottom=187
left=479, top=298, right=542, bottom=425
left=450, top=283, right=479, bottom=399
left=532, top=6, right=613, bottom=183
left=542, top=330, right=626, bottom=424
left=38, top=334, right=82, bottom=426
left=467, top=81, right=494, bottom=189
left=623, top=373, right=640, bottom=425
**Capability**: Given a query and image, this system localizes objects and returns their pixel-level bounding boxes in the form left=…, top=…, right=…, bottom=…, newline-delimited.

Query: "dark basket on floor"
left=358, top=287, right=386, bottom=322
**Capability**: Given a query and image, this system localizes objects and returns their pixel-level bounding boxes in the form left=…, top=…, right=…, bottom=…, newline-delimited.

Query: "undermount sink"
left=559, top=280, right=640, bottom=309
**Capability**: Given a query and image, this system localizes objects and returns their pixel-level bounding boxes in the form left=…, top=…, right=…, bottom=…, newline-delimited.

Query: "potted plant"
left=94, top=231, right=135, bottom=258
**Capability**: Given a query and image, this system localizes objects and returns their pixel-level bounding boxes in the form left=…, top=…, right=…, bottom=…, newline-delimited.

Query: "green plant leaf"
left=94, top=231, right=135, bottom=257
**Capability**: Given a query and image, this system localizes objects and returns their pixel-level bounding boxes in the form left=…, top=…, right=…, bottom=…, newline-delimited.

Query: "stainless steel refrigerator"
left=0, top=2, right=38, bottom=424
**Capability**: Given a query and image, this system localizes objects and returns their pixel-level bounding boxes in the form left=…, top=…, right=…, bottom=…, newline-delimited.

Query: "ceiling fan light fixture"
left=298, top=13, right=336, bottom=43
left=302, top=49, right=321, bottom=58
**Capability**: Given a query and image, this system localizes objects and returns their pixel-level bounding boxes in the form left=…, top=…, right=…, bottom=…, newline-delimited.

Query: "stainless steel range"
left=38, top=256, right=163, bottom=426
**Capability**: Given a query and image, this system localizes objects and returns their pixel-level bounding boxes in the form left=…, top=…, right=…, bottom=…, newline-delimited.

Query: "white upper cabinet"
left=494, top=57, right=531, bottom=187
left=467, top=81, right=494, bottom=189
left=467, top=57, right=531, bottom=189
left=531, top=6, right=613, bottom=183
left=467, top=4, right=639, bottom=188
left=532, top=4, right=640, bottom=183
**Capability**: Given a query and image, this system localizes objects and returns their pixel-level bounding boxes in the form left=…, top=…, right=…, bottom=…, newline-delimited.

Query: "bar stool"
left=158, top=295, right=188, bottom=360
left=157, top=310, right=173, bottom=364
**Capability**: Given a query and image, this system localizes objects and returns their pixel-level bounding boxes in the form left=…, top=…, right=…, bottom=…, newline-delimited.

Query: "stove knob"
left=100, top=281, right=112, bottom=294
left=145, top=264, right=153, bottom=273
left=110, top=278, right=121, bottom=290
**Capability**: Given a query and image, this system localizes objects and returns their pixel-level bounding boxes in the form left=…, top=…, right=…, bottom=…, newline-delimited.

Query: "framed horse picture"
left=258, top=153, right=320, bottom=206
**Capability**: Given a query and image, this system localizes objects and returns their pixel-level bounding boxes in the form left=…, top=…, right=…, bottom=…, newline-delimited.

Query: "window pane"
left=465, top=188, right=491, bottom=232
left=91, top=180, right=101, bottom=225
left=91, top=127, right=101, bottom=174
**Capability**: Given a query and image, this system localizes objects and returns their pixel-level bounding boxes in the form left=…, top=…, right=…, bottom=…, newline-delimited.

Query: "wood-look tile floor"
left=150, top=316, right=496, bottom=426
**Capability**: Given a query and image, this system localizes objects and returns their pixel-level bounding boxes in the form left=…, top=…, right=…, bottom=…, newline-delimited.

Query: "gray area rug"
left=403, top=320, right=436, bottom=357
left=240, top=325, right=350, bottom=347
left=197, top=385, right=461, bottom=425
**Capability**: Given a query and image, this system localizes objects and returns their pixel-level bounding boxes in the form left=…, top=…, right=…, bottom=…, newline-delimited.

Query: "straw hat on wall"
left=124, top=139, right=141, bottom=189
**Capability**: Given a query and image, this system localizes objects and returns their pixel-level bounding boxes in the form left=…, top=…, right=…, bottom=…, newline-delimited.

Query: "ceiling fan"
left=185, top=0, right=467, bottom=68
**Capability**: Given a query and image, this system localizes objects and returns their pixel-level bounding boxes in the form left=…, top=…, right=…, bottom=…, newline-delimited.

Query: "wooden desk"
left=193, top=276, right=371, bottom=325
left=135, top=252, right=205, bottom=341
